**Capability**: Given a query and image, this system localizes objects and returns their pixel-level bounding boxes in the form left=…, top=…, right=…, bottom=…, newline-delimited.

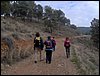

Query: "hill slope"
left=1, top=17, right=80, bottom=67
left=77, top=27, right=91, bottom=34
left=1, top=17, right=80, bottom=38
left=1, top=17, right=99, bottom=75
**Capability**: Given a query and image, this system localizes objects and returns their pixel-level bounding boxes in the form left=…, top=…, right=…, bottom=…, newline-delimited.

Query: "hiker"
left=64, top=37, right=71, bottom=58
left=44, top=36, right=53, bottom=64
left=51, top=37, right=56, bottom=51
left=33, top=32, right=44, bottom=63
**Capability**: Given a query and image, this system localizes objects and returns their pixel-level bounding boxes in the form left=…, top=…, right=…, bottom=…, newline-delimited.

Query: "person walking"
left=33, top=32, right=44, bottom=63
left=64, top=37, right=71, bottom=58
left=44, top=36, right=53, bottom=64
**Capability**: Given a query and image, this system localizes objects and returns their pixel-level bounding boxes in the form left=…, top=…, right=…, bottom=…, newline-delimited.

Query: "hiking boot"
left=34, top=61, right=37, bottom=63
left=46, top=60, right=49, bottom=63
left=69, top=54, right=70, bottom=57
left=48, top=61, right=51, bottom=64
left=67, top=55, right=69, bottom=58
left=46, top=61, right=48, bottom=63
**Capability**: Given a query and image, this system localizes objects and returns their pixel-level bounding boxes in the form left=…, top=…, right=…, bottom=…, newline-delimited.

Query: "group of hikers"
left=33, top=32, right=70, bottom=64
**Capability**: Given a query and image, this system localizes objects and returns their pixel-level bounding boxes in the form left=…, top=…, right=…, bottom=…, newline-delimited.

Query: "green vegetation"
left=90, top=18, right=99, bottom=49
left=1, top=1, right=11, bottom=15
left=71, top=46, right=86, bottom=75
left=1, top=1, right=78, bottom=34
left=71, top=37, right=99, bottom=75
left=77, top=38, right=93, bottom=48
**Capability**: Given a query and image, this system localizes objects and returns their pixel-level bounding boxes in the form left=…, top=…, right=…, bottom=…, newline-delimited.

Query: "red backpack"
left=64, top=40, right=70, bottom=47
left=52, top=39, right=56, bottom=46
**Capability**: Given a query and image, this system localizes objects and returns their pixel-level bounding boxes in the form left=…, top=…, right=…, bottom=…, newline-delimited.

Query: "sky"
left=35, top=1, right=99, bottom=27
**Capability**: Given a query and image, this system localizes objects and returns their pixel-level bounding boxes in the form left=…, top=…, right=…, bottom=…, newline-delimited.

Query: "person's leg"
left=46, top=51, right=49, bottom=63
left=49, top=51, right=52, bottom=64
left=46, top=51, right=48, bottom=63
left=68, top=47, right=70, bottom=58
left=66, top=47, right=68, bottom=58
left=65, top=47, right=67, bottom=57
left=34, top=48, right=38, bottom=63
left=54, top=46, right=55, bottom=51
left=39, top=48, right=42, bottom=61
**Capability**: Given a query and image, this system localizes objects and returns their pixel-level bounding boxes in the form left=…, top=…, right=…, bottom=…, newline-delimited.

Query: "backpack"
left=46, top=40, right=52, bottom=49
left=34, top=37, right=41, bottom=47
left=52, top=40, right=56, bottom=46
left=65, top=40, right=70, bottom=47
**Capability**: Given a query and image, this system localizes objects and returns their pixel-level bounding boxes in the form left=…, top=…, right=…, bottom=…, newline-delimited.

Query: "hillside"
left=77, top=27, right=91, bottom=34
left=1, top=17, right=99, bottom=75
left=71, top=36, right=99, bottom=75
left=1, top=17, right=80, bottom=38
left=1, top=17, right=80, bottom=69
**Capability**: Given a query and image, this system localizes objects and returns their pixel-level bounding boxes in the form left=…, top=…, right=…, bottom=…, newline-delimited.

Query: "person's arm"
left=40, top=37, right=44, bottom=50
left=64, top=41, right=66, bottom=47
left=34, top=37, right=36, bottom=45
left=54, top=40, right=56, bottom=45
left=55, top=40, right=56, bottom=45
left=69, top=40, right=71, bottom=47
left=34, top=37, right=36, bottom=50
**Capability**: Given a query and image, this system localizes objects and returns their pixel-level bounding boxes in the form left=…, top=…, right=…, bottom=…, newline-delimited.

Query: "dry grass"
left=71, top=38, right=99, bottom=75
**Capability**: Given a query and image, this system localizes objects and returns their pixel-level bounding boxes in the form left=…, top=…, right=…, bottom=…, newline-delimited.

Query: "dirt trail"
left=2, top=38, right=79, bottom=75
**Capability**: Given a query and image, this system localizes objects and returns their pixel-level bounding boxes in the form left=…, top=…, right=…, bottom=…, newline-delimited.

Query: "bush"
left=1, top=36, right=15, bottom=65
left=12, top=33, right=20, bottom=40
left=2, top=36, right=14, bottom=49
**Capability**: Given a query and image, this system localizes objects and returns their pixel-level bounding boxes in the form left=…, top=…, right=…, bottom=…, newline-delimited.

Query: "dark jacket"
left=34, top=37, right=44, bottom=50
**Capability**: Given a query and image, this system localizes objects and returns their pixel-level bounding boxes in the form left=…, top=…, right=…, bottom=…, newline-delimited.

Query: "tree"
left=11, top=1, right=36, bottom=21
left=1, top=1, right=11, bottom=16
left=11, top=1, right=27, bottom=18
left=65, top=19, right=70, bottom=26
left=17, top=1, right=28, bottom=17
left=90, top=18, right=99, bottom=48
left=43, top=6, right=53, bottom=33
left=52, top=9, right=64, bottom=22
left=43, top=19, right=53, bottom=33
left=10, top=1, right=17, bottom=17
left=43, top=6, right=71, bottom=33
left=70, top=24, right=77, bottom=29
left=52, top=9, right=70, bottom=26
left=44, top=6, right=53, bottom=19
left=25, top=1, right=36, bottom=21
left=34, top=4, right=43, bottom=21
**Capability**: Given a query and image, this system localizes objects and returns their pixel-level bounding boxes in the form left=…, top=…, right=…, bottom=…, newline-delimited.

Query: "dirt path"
left=2, top=38, right=78, bottom=75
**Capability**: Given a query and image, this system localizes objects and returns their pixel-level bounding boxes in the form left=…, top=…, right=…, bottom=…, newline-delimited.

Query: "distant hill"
left=77, top=27, right=91, bottom=34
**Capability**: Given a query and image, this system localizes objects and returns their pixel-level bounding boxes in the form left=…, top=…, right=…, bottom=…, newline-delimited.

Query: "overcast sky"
left=35, top=1, right=99, bottom=27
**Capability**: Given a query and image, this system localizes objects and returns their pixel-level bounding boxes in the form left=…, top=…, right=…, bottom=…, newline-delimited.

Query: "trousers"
left=46, top=51, right=52, bottom=63
left=34, top=47, right=42, bottom=61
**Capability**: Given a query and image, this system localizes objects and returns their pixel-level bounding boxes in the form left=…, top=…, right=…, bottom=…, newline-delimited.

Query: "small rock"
left=2, top=71, right=7, bottom=74
left=58, top=64, right=62, bottom=67
left=5, top=64, right=10, bottom=68
left=1, top=64, right=4, bottom=70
